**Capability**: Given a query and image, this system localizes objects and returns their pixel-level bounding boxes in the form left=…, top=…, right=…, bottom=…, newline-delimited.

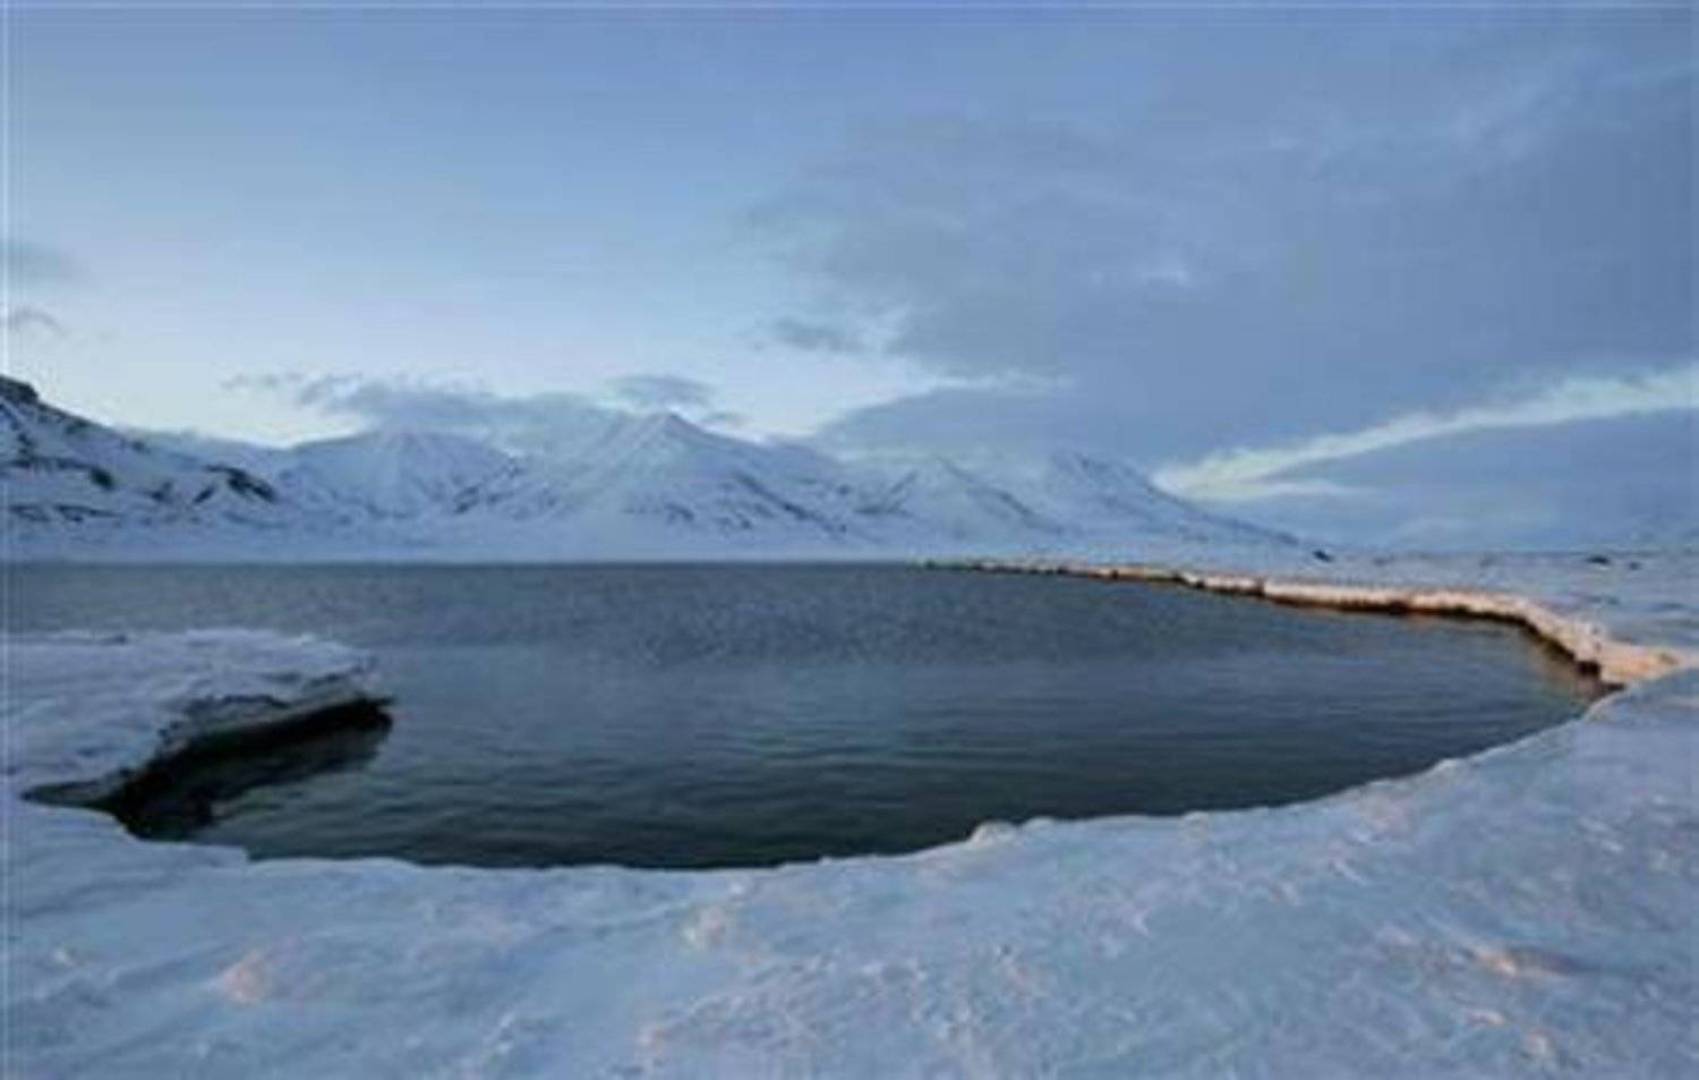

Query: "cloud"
left=1210, top=410, right=1697, bottom=550
left=769, top=317, right=863, bottom=355
left=229, top=374, right=624, bottom=459
left=814, top=384, right=1093, bottom=457
left=700, top=409, right=746, bottom=430
left=606, top=373, right=714, bottom=410
left=1156, top=364, right=1696, bottom=500
left=236, top=372, right=756, bottom=458
left=1, top=239, right=82, bottom=285
left=768, top=23, right=1692, bottom=465
left=2, top=304, right=67, bottom=337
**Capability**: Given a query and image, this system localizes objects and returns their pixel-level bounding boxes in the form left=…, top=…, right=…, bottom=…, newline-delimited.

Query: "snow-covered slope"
left=274, top=430, right=538, bottom=521
left=1022, top=450, right=1286, bottom=544
left=854, top=455, right=1070, bottom=542
left=0, top=375, right=291, bottom=530
left=534, top=412, right=868, bottom=549
left=4, top=378, right=1288, bottom=559
left=851, top=450, right=1290, bottom=551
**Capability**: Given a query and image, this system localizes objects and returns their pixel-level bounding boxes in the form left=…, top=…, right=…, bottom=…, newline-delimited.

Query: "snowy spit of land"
left=6, top=548, right=1695, bottom=1076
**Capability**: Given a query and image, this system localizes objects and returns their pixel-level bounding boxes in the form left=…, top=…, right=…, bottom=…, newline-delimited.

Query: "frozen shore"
left=952, top=550, right=1698, bottom=686
left=5, top=551, right=1697, bottom=1076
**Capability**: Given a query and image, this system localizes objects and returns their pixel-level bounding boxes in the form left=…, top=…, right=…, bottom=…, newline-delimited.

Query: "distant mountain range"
left=1, top=375, right=1290, bottom=559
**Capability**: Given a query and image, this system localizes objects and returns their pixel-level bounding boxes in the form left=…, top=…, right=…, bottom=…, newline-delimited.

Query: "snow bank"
left=8, top=631, right=380, bottom=806
left=6, top=554, right=1696, bottom=1076
left=958, top=548, right=1699, bottom=686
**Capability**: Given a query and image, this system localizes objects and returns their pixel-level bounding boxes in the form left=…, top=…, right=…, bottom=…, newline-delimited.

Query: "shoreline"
left=30, top=696, right=393, bottom=827
left=942, top=557, right=1697, bottom=688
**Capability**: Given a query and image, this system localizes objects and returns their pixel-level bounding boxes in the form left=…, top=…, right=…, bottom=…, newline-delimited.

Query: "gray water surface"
left=10, top=563, right=1600, bottom=868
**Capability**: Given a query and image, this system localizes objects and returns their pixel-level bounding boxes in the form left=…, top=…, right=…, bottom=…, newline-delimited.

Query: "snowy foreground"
left=6, top=553, right=1698, bottom=1076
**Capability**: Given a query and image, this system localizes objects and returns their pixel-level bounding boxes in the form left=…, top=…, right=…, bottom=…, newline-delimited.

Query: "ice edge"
left=946, top=557, right=1697, bottom=687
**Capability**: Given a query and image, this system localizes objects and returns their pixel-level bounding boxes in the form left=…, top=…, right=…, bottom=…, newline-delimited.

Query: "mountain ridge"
left=3, top=377, right=1293, bottom=559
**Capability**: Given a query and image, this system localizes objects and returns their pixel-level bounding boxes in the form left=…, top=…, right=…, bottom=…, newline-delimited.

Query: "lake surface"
left=10, top=563, right=1600, bottom=868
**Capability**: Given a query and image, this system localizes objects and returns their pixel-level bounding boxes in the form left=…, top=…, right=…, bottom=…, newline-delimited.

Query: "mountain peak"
left=631, top=410, right=709, bottom=443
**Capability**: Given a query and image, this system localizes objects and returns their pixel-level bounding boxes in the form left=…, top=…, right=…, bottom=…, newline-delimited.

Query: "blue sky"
left=6, top=2, right=1693, bottom=546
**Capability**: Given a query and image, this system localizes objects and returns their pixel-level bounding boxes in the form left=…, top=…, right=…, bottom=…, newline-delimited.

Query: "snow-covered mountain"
left=850, top=450, right=1279, bottom=549
left=4, top=377, right=1291, bottom=559
left=1, top=376, right=291, bottom=530
left=537, top=412, right=868, bottom=547
left=273, top=430, right=538, bottom=521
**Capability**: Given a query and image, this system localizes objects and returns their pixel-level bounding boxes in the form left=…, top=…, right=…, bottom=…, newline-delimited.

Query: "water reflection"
left=102, top=703, right=393, bottom=840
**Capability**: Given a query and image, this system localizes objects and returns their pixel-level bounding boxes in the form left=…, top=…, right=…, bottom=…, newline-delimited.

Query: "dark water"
left=9, top=563, right=1600, bottom=868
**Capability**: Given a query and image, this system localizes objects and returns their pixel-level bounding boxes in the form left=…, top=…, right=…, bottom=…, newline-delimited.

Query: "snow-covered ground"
left=5, top=552, right=1696, bottom=1076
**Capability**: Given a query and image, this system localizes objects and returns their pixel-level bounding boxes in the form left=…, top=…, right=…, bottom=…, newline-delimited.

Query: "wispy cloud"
left=769, top=317, right=863, bottom=355
left=228, top=373, right=623, bottom=457
left=1156, top=364, right=1696, bottom=501
left=606, top=372, right=714, bottom=410
left=1203, top=411, right=1697, bottom=549
left=2, top=304, right=67, bottom=337
left=1, top=239, right=82, bottom=285
left=700, top=409, right=746, bottom=430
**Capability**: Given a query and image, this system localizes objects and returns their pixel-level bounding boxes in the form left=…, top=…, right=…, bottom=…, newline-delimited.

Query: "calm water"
left=11, top=563, right=1599, bottom=868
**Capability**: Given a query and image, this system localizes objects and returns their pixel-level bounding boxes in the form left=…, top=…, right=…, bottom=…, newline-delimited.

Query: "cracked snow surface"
left=4, top=552, right=1696, bottom=1077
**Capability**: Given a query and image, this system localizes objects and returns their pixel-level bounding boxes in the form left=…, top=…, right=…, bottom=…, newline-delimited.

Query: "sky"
left=4, top=1, right=1693, bottom=547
